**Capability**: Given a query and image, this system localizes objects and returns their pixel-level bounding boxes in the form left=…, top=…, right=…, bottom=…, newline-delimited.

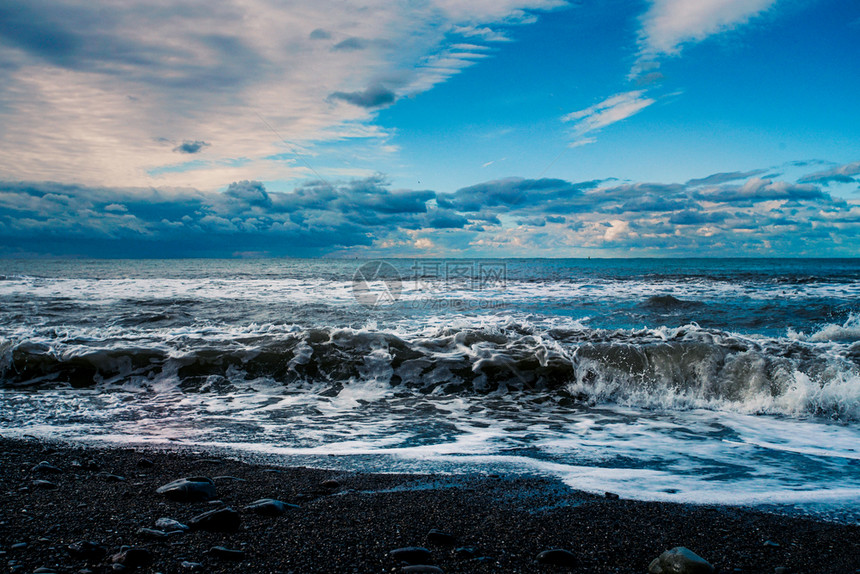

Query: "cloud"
left=636, top=0, right=779, bottom=59
left=173, top=140, right=210, bottom=154
left=562, top=90, right=655, bottom=141
left=686, top=169, right=768, bottom=186
left=329, top=84, right=397, bottom=108
left=798, top=160, right=860, bottom=185
left=0, top=0, right=564, bottom=189
left=1, top=166, right=856, bottom=258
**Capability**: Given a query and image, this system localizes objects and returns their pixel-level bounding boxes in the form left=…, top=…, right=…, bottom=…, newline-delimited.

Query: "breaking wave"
left=2, top=319, right=858, bottom=421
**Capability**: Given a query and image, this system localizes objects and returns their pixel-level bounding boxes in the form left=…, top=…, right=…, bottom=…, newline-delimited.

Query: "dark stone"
left=156, top=477, right=216, bottom=502
left=11, top=543, right=27, bottom=550
left=68, top=541, right=107, bottom=562
left=390, top=547, right=433, bottom=565
left=111, top=547, right=153, bottom=569
left=244, top=498, right=299, bottom=516
left=213, top=475, right=246, bottom=482
left=188, top=507, right=240, bottom=532
left=137, top=458, right=154, bottom=468
left=102, top=473, right=126, bottom=482
left=154, top=518, right=189, bottom=532
left=136, top=528, right=168, bottom=540
left=427, top=529, right=456, bottom=545
left=209, top=546, right=246, bottom=561
left=401, top=567, right=444, bottom=573
left=764, top=540, right=780, bottom=548
left=31, top=480, right=57, bottom=490
left=32, top=461, right=62, bottom=474
left=454, top=547, right=477, bottom=559
left=648, top=547, right=715, bottom=574
left=180, top=562, right=203, bottom=571
left=321, top=479, right=340, bottom=489
left=33, top=568, right=57, bottom=573
left=537, top=549, right=577, bottom=567
left=605, top=491, right=620, bottom=500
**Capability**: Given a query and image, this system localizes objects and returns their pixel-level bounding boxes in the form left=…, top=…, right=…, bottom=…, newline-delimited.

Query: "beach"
left=1, top=436, right=858, bottom=573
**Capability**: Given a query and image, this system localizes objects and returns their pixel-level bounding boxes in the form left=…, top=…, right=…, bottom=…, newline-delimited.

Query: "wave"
left=1, top=321, right=858, bottom=420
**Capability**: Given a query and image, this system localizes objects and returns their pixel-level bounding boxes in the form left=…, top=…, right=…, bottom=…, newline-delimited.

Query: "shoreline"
left=1, top=437, right=858, bottom=573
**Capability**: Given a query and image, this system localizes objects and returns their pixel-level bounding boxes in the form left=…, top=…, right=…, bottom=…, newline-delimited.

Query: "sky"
left=0, top=0, right=858, bottom=258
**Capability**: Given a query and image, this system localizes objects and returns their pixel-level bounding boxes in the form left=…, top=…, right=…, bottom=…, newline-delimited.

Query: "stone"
left=187, top=507, right=240, bottom=532
left=427, top=529, right=456, bottom=545
left=180, top=562, right=203, bottom=571
left=137, top=458, right=154, bottom=468
left=536, top=549, right=577, bottom=567
left=31, top=479, right=58, bottom=490
left=111, top=548, right=153, bottom=569
left=154, top=518, right=189, bottom=532
left=604, top=492, right=620, bottom=500
left=11, top=543, right=27, bottom=550
left=454, top=547, right=477, bottom=559
left=33, top=568, right=57, bottom=573
left=390, top=547, right=433, bottom=565
left=244, top=498, right=299, bottom=516
left=209, top=546, right=246, bottom=561
left=102, top=473, right=126, bottom=482
left=68, top=541, right=107, bottom=562
left=321, top=479, right=340, bottom=489
left=648, top=547, right=715, bottom=574
left=155, top=477, right=216, bottom=502
left=32, top=461, right=62, bottom=474
left=136, top=528, right=168, bottom=540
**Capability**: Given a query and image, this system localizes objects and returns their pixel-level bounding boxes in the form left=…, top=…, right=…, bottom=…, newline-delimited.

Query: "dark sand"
left=1, top=437, right=857, bottom=573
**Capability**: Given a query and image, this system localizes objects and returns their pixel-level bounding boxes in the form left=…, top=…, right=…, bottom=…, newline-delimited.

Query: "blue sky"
left=0, top=0, right=858, bottom=257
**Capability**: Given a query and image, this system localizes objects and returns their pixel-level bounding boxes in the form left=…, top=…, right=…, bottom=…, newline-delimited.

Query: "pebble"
left=180, top=562, right=203, bottom=571
left=426, top=529, right=456, bottom=545
left=67, top=541, right=107, bottom=562
left=648, top=547, right=715, bottom=574
left=454, top=547, right=477, bottom=559
left=764, top=540, right=780, bottom=548
left=136, top=528, right=168, bottom=540
left=31, top=480, right=58, bottom=490
left=101, top=473, right=126, bottom=482
left=137, top=458, right=154, bottom=468
left=156, top=477, right=216, bottom=502
left=31, top=462, right=62, bottom=474
left=188, top=507, right=241, bottom=532
left=111, top=548, right=154, bottom=569
left=209, top=546, right=246, bottom=561
left=11, top=543, right=27, bottom=550
left=244, top=498, right=299, bottom=516
left=33, top=568, right=57, bottom=573
left=604, top=491, right=620, bottom=500
left=390, top=547, right=433, bottom=565
left=154, top=518, right=189, bottom=532
left=536, top=548, right=577, bottom=567
left=321, top=479, right=340, bottom=489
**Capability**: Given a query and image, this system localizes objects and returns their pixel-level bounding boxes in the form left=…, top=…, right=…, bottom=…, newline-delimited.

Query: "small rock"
left=390, top=547, right=433, bottom=565
left=401, top=567, right=444, bottom=573
left=209, top=546, right=246, bottom=561
left=137, top=458, right=154, bottom=468
left=188, top=507, right=240, bottom=532
left=244, top=498, right=299, bottom=516
left=33, top=568, right=57, bottom=573
left=604, top=491, right=620, bottom=500
left=11, top=543, right=27, bottom=550
left=648, top=547, right=715, bottom=574
left=68, top=541, right=107, bottom=562
left=764, top=540, right=780, bottom=548
left=180, top=561, right=203, bottom=571
left=427, top=529, right=456, bottom=546
left=32, top=461, right=62, bottom=474
left=321, top=479, right=340, bottom=489
left=111, top=547, right=153, bottom=569
left=136, top=528, right=168, bottom=540
left=101, top=473, right=126, bottom=482
left=31, top=479, right=58, bottom=490
left=155, top=477, right=216, bottom=502
left=454, top=547, right=477, bottom=559
left=154, top=518, right=189, bottom=532
left=537, top=549, right=577, bottom=567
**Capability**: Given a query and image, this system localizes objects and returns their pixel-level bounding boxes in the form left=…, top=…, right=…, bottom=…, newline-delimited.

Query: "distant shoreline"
left=1, top=436, right=857, bottom=573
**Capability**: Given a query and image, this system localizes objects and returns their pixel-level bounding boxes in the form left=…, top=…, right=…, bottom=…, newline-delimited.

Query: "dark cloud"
left=332, top=37, right=367, bottom=51
left=329, top=84, right=396, bottom=108
left=173, top=140, right=210, bottom=154
left=309, top=28, right=331, bottom=40
left=797, top=161, right=860, bottom=185
left=686, top=169, right=767, bottom=187
left=693, top=179, right=824, bottom=203
left=425, top=209, right=469, bottom=229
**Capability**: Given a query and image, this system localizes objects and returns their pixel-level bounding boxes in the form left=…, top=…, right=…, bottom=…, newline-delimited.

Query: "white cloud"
left=0, top=0, right=562, bottom=189
left=637, top=0, right=779, bottom=59
left=562, top=90, right=655, bottom=140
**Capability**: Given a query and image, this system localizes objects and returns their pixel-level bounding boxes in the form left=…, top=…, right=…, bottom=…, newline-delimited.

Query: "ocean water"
left=1, top=258, right=858, bottom=520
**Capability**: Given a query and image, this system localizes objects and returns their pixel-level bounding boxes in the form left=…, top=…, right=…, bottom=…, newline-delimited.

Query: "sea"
left=1, top=258, right=858, bottom=521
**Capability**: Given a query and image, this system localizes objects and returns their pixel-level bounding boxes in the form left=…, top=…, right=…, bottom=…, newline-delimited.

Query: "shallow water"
left=1, top=258, right=858, bottom=521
